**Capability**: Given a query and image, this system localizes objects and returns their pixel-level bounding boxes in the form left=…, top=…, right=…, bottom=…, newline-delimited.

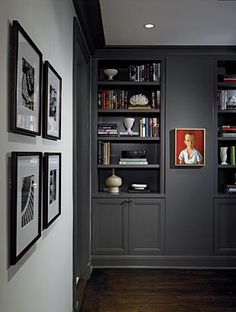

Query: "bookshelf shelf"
left=218, top=110, right=236, bottom=114
left=218, top=165, right=236, bottom=169
left=97, top=137, right=160, bottom=142
left=98, top=81, right=160, bottom=86
left=218, top=137, right=236, bottom=141
left=217, top=82, right=236, bottom=89
left=97, top=164, right=160, bottom=169
left=98, top=109, right=160, bottom=115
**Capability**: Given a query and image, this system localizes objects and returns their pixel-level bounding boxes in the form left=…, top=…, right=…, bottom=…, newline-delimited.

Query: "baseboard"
left=75, top=278, right=87, bottom=312
left=91, top=255, right=236, bottom=268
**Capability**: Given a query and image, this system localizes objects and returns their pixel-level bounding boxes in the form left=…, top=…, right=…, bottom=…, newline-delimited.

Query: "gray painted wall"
left=165, top=56, right=215, bottom=256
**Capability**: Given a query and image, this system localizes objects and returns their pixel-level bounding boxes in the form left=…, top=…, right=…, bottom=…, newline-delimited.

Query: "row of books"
left=139, top=117, right=160, bottom=138
left=129, top=63, right=160, bottom=82
left=97, top=118, right=160, bottom=138
left=219, top=125, right=236, bottom=138
left=97, top=141, right=111, bottom=164
left=217, top=90, right=236, bottom=110
left=98, top=89, right=160, bottom=110
left=119, top=158, right=148, bottom=165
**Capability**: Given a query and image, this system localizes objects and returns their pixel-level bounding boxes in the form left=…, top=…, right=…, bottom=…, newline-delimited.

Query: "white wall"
left=0, top=0, right=75, bottom=311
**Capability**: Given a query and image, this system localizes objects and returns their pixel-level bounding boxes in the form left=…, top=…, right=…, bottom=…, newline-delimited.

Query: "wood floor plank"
left=81, top=269, right=236, bottom=312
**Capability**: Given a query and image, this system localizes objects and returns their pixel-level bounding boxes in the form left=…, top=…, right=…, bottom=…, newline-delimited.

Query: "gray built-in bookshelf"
left=217, top=59, right=236, bottom=194
left=92, top=59, right=165, bottom=195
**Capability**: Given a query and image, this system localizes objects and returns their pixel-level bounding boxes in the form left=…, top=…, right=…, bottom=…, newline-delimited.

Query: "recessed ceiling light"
left=144, top=23, right=155, bottom=29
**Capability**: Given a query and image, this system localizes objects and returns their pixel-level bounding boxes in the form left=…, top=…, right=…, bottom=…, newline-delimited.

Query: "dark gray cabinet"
left=214, top=198, right=236, bottom=255
left=92, top=198, right=129, bottom=254
left=129, top=198, right=165, bottom=255
left=92, top=197, right=165, bottom=256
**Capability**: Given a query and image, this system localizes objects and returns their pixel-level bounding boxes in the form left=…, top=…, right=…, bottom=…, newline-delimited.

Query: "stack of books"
left=119, top=158, right=148, bottom=165
left=223, top=75, right=236, bottom=83
left=219, top=125, right=236, bottom=138
left=128, top=184, right=150, bottom=193
left=224, top=184, right=236, bottom=194
left=97, top=123, right=118, bottom=137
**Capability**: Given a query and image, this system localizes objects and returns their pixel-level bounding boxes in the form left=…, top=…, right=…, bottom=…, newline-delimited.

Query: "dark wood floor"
left=81, top=269, right=236, bottom=312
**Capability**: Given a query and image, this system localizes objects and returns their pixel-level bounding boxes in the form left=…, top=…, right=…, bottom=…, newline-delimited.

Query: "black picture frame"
left=43, top=61, right=62, bottom=140
left=10, top=152, right=42, bottom=265
left=43, top=153, right=61, bottom=229
left=10, top=20, right=42, bottom=136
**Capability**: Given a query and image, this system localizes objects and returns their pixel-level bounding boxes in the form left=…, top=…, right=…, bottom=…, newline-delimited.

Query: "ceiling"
left=99, top=0, right=236, bottom=46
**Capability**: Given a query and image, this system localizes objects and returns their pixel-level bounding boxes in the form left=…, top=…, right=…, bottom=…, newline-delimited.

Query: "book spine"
left=145, top=117, right=149, bottom=137
left=156, top=90, right=160, bottom=110
left=142, top=117, right=146, bottom=137
left=230, top=146, right=236, bottom=165
left=97, top=141, right=102, bottom=164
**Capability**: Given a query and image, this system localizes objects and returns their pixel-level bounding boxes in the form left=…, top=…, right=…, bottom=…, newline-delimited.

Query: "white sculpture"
left=220, top=147, right=228, bottom=165
left=123, top=118, right=135, bottom=135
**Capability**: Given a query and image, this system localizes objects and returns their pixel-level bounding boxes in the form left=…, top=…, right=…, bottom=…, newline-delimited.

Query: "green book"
left=229, top=146, right=236, bottom=165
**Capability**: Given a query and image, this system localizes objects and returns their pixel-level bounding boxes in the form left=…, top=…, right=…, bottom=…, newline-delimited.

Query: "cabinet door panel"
left=92, top=198, right=128, bottom=254
left=129, top=199, right=165, bottom=255
left=214, top=199, right=236, bottom=255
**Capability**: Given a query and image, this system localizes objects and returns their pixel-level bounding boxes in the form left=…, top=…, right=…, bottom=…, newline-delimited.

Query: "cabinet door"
left=92, top=198, right=128, bottom=254
left=129, top=198, right=165, bottom=255
left=214, top=199, right=236, bottom=255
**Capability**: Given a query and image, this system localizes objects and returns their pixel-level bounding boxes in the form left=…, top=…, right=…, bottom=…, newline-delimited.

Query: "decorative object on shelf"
left=129, top=94, right=149, bottom=106
left=220, top=146, right=228, bottom=165
left=43, top=153, right=61, bottom=229
left=104, top=68, right=118, bottom=80
left=43, top=61, right=62, bottom=140
left=105, top=169, right=122, bottom=194
left=224, top=184, right=236, bottom=194
left=123, top=117, right=135, bottom=135
left=175, top=128, right=206, bottom=166
left=10, top=20, right=43, bottom=136
left=121, top=148, right=146, bottom=159
left=10, top=152, right=42, bottom=265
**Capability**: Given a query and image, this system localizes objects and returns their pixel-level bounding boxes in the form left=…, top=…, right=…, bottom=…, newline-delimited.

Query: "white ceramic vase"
left=123, top=118, right=135, bottom=135
left=220, top=147, right=228, bottom=165
left=105, top=169, right=122, bottom=194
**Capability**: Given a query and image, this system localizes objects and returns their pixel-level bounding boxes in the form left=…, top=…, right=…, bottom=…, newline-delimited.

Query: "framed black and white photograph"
left=10, top=152, right=42, bottom=265
left=43, top=61, right=62, bottom=140
left=43, top=153, right=61, bottom=228
left=10, top=20, right=42, bottom=136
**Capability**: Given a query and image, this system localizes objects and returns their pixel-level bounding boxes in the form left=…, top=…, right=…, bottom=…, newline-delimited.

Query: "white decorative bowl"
left=104, top=68, right=118, bottom=80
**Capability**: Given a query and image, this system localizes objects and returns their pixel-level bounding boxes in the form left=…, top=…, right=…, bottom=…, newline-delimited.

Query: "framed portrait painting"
left=43, top=153, right=61, bottom=229
left=43, top=61, right=62, bottom=140
left=175, top=128, right=206, bottom=166
left=10, top=20, right=42, bottom=136
left=10, top=152, right=42, bottom=265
